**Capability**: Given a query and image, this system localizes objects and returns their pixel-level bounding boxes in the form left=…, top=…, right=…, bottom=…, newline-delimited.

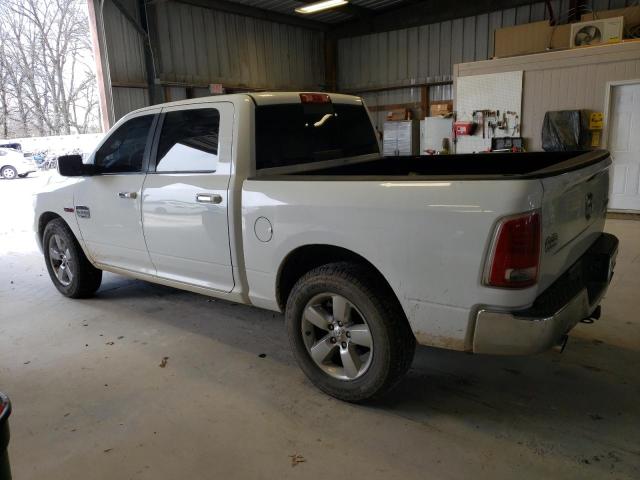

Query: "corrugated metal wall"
left=360, top=87, right=421, bottom=134
left=339, top=0, right=634, bottom=91
left=339, top=2, right=542, bottom=91
left=99, top=0, right=325, bottom=121
left=103, top=0, right=146, bottom=85
left=112, top=88, right=149, bottom=119
left=101, top=0, right=149, bottom=120
left=97, top=0, right=635, bottom=122
left=340, top=0, right=635, bottom=113
left=361, top=84, right=453, bottom=131
left=153, top=1, right=325, bottom=90
left=455, top=41, right=640, bottom=151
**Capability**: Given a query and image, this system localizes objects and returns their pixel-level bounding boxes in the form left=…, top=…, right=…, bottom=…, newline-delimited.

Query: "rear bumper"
left=473, top=232, right=619, bottom=355
left=16, top=164, right=36, bottom=175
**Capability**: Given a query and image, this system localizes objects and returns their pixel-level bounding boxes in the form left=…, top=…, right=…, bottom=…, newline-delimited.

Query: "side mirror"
left=57, top=154, right=95, bottom=177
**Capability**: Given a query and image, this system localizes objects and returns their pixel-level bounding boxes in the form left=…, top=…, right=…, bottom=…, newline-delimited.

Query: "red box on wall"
left=454, top=121, right=476, bottom=136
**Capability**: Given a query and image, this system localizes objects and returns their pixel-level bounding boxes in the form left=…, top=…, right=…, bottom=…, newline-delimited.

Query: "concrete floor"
left=1, top=172, right=639, bottom=479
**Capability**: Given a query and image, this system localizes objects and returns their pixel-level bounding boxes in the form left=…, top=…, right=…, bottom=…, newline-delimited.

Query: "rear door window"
left=155, top=108, right=220, bottom=172
left=255, top=103, right=379, bottom=170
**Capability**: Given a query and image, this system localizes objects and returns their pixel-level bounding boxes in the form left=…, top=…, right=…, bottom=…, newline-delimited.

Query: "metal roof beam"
left=165, top=0, right=330, bottom=31
left=112, top=0, right=148, bottom=37
left=329, top=0, right=542, bottom=39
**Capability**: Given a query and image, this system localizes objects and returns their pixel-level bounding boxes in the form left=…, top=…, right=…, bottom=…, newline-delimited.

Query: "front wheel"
left=286, top=262, right=416, bottom=403
left=1, top=166, right=17, bottom=179
left=43, top=219, right=102, bottom=298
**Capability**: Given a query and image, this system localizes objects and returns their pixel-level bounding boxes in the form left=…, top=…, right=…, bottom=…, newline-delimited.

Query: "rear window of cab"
left=255, top=103, right=379, bottom=170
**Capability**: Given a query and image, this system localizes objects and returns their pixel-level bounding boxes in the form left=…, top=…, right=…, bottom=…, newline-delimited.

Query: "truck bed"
left=257, top=150, right=609, bottom=181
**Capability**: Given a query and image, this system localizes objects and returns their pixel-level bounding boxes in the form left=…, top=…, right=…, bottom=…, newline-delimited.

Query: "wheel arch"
left=38, top=212, right=87, bottom=258
left=276, top=244, right=404, bottom=315
left=38, top=211, right=65, bottom=242
left=39, top=211, right=103, bottom=298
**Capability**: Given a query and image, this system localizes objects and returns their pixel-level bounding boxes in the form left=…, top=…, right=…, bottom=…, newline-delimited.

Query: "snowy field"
left=5, top=132, right=105, bottom=156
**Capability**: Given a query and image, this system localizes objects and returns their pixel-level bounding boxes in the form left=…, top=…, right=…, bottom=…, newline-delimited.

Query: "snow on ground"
left=4, top=132, right=105, bottom=156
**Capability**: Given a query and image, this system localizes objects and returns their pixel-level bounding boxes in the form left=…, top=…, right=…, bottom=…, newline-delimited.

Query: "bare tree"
left=0, top=0, right=101, bottom=138
left=0, top=63, right=9, bottom=138
left=0, top=41, right=9, bottom=138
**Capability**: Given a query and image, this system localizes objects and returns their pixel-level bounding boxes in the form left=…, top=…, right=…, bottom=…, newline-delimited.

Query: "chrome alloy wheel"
left=301, top=293, right=374, bottom=380
left=48, top=233, right=74, bottom=286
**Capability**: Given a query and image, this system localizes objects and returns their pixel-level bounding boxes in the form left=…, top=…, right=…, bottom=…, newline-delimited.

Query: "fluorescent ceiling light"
left=295, top=0, right=348, bottom=15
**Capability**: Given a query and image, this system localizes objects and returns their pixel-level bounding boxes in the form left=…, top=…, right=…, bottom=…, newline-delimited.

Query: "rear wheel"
left=286, top=262, right=415, bottom=402
left=43, top=219, right=102, bottom=298
left=1, top=166, right=17, bottom=179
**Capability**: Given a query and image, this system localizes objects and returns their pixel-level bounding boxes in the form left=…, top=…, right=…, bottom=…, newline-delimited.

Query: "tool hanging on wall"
left=512, top=114, right=520, bottom=136
left=488, top=120, right=497, bottom=137
left=493, top=111, right=521, bottom=136
left=457, top=109, right=521, bottom=144
left=472, top=110, right=502, bottom=139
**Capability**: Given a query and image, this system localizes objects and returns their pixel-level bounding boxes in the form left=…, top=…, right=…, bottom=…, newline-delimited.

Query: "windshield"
left=255, top=102, right=379, bottom=170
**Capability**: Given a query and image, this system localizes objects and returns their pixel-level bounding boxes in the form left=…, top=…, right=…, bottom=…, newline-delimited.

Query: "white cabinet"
left=420, top=117, right=453, bottom=154
left=383, top=121, right=418, bottom=156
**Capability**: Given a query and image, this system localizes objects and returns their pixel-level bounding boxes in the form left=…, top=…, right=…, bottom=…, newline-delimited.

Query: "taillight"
left=299, top=93, right=331, bottom=104
left=485, top=211, right=541, bottom=288
left=0, top=393, right=8, bottom=418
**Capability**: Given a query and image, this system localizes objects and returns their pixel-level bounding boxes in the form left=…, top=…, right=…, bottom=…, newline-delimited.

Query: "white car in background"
left=0, top=147, right=36, bottom=179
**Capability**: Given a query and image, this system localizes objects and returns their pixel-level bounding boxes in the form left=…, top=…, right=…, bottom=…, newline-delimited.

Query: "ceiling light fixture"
left=295, top=0, right=349, bottom=15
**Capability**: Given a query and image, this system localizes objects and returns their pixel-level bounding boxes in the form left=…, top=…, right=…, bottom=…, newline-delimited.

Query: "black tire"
left=1, top=166, right=17, bottom=180
left=286, top=262, right=416, bottom=403
left=43, top=218, right=102, bottom=298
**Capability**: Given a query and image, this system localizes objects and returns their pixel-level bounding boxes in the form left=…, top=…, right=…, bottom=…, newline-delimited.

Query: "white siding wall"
left=454, top=42, right=640, bottom=151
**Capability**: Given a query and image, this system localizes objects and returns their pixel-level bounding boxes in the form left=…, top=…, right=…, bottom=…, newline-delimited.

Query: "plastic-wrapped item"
left=542, top=110, right=589, bottom=152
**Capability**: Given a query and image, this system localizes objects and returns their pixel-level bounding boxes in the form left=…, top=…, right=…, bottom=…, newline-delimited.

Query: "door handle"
left=118, top=192, right=138, bottom=199
left=196, top=193, right=222, bottom=204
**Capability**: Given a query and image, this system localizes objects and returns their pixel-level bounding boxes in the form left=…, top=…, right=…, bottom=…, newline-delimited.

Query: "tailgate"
left=537, top=157, right=611, bottom=292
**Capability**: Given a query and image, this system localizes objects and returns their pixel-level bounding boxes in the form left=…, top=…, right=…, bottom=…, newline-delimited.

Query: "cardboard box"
left=494, top=20, right=571, bottom=58
left=581, top=6, right=640, bottom=33
left=386, top=108, right=408, bottom=121
left=493, top=6, right=640, bottom=59
left=429, top=102, right=452, bottom=117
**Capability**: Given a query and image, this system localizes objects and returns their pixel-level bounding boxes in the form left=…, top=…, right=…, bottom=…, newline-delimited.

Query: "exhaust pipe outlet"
left=552, top=335, right=568, bottom=353
left=580, top=305, right=602, bottom=324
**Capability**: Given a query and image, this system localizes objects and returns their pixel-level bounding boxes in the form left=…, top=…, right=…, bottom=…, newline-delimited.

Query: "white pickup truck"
left=33, top=92, right=618, bottom=402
